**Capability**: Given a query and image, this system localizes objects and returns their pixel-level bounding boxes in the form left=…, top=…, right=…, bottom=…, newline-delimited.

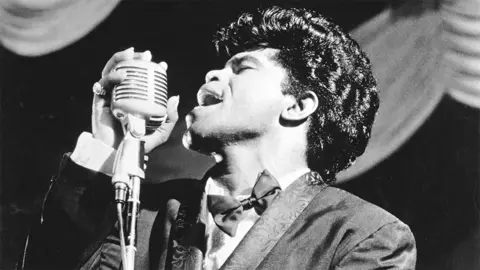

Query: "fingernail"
left=142, top=50, right=152, bottom=61
left=125, top=47, right=135, bottom=58
left=159, top=61, right=168, bottom=71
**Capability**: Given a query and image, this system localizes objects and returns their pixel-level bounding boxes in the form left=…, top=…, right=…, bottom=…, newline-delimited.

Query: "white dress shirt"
left=202, top=168, right=309, bottom=270
left=70, top=132, right=310, bottom=270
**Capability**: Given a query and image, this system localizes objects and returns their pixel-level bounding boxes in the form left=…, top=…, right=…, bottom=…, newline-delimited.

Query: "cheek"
left=231, top=94, right=284, bottom=125
left=233, top=78, right=281, bottom=107
left=228, top=69, right=287, bottom=121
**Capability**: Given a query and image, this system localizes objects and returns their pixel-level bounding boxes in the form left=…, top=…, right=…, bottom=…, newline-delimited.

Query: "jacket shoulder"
left=312, top=186, right=414, bottom=259
left=320, top=186, right=400, bottom=227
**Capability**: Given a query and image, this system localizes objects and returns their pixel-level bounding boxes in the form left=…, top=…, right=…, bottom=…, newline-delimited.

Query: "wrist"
left=71, top=132, right=117, bottom=176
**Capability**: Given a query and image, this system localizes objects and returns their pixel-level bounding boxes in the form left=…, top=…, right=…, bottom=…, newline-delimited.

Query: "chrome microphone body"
left=110, top=59, right=168, bottom=270
left=111, top=58, right=168, bottom=202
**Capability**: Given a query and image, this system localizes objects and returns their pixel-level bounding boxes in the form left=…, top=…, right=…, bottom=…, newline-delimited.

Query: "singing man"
left=20, top=6, right=416, bottom=270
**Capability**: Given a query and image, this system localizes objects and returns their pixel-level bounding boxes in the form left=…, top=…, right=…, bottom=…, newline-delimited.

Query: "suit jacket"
left=20, top=154, right=416, bottom=270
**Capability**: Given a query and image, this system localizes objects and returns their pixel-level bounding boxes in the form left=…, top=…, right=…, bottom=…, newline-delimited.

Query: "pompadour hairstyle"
left=213, top=6, right=379, bottom=183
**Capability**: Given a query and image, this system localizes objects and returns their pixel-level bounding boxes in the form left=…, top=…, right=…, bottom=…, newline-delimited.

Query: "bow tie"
left=207, top=170, right=281, bottom=237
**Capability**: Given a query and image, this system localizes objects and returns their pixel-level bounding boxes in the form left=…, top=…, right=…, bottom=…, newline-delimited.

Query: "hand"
left=91, top=47, right=180, bottom=153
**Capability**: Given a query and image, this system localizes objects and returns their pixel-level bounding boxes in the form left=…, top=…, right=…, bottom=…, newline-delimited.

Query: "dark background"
left=1, top=1, right=479, bottom=269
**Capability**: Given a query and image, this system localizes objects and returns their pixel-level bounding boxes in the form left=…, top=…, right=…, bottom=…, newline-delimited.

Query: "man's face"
left=184, top=48, right=290, bottom=153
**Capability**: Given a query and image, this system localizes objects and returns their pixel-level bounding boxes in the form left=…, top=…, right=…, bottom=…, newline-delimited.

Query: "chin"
left=183, top=113, right=262, bottom=153
left=182, top=127, right=221, bottom=156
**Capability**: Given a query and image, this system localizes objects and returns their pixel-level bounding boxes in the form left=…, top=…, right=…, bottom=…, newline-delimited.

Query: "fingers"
left=139, top=50, right=152, bottom=61
left=93, top=70, right=128, bottom=109
left=101, top=48, right=153, bottom=77
left=102, top=47, right=134, bottom=77
left=95, top=48, right=155, bottom=108
left=165, top=95, right=180, bottom=124
left=98, top=70, right=127, bottom=90
left=144, top=95, right=180, bottom=153
left=159, top=61, right=168, bottom=71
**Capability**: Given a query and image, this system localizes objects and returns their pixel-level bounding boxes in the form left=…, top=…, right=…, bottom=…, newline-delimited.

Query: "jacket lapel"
left=220, top=172, right=327, bottom=270
left=170, top=181, right=209, bottom=270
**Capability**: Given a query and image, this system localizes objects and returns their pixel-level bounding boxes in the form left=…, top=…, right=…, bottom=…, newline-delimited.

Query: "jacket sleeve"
left=334, top=221, right=417, bottom=270
left=19, top=153, right=118, bottom=270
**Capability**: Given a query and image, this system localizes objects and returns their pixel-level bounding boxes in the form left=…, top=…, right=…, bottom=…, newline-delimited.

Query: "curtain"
left=337, top=4, right=449, bottom=181
left=442, top=0, right=480, bottom=108
left=1, top=0, right=474, bottom=183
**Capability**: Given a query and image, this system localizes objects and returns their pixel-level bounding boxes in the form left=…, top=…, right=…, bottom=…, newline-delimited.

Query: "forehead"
left=226, top=48, right=281, bottom=67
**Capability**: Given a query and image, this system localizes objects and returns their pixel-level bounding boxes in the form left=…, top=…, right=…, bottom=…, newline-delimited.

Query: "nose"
left=205, top=68, right=228, bottom=83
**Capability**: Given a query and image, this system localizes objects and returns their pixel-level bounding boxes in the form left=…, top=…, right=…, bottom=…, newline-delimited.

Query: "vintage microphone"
left=110, top=59, right=168, bottom=270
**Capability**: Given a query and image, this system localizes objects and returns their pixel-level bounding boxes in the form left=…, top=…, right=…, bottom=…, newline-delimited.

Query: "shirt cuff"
left=70, top=132, right=116, bottom=176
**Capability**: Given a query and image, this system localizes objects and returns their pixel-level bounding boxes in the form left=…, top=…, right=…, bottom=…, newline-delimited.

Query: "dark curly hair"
left=213, top=6, right=379, bottom=183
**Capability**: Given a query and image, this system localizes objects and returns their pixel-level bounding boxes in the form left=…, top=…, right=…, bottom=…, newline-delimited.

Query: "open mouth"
left=197, top=88, right=223, bottom=106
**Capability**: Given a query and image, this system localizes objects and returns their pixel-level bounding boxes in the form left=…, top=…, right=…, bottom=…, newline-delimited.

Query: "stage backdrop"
left=1, top=1, right=479, bottom=270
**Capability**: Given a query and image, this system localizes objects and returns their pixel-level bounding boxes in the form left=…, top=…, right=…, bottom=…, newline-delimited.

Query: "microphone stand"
left=112, top=114, right=146, bottom=270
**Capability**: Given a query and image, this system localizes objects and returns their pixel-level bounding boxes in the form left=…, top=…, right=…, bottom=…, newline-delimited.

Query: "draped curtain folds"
left=338, top=0, right=480, bottom=181
left=0, top=0, right=122, bottom=56
left=442, top=0, right=480, bottom=108
left=337, top=6, right=449, bottom=181
left=1, top=0, right=476, bottom=182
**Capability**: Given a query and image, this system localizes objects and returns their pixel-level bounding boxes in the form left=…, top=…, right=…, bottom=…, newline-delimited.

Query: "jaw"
left=182, top=126, right=223, bottom=157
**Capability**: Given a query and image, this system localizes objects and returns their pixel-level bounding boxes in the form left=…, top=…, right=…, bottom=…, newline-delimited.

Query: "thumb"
left=143, top=95, right=180, bottom=153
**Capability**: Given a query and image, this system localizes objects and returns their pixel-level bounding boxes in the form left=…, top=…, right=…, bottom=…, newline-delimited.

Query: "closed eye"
left=227, top=55, right=262, bottom=74
left=234, top=65, right=253, bottom=74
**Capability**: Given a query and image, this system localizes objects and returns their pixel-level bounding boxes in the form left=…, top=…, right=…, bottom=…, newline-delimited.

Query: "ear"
left=280, top=91, right=319, bottom=122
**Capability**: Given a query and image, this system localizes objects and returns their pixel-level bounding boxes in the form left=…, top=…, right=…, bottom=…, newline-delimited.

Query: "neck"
left=208, top=129, right=309, bottom=197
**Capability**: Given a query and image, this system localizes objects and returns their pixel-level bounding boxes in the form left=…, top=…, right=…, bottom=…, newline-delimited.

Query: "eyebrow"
left=227, top=55, right=264, bottom=68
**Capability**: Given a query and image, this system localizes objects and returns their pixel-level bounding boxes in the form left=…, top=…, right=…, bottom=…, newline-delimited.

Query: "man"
left=20, top=6, right=416, bottom=270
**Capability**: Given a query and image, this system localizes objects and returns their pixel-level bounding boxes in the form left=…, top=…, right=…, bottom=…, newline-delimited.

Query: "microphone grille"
left=112, top=59, right=168, bottom=132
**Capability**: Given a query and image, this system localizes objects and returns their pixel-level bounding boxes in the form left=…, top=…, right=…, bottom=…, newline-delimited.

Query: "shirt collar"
left=205, top=167, right=311, bottom=197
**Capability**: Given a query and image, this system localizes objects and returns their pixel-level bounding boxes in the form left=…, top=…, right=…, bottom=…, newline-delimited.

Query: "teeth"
left=197, top=89, right=223, bottom=106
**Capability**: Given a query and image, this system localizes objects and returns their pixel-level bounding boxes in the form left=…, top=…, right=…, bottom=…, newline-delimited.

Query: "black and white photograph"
left=0, top=0, right=479, bottom=269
